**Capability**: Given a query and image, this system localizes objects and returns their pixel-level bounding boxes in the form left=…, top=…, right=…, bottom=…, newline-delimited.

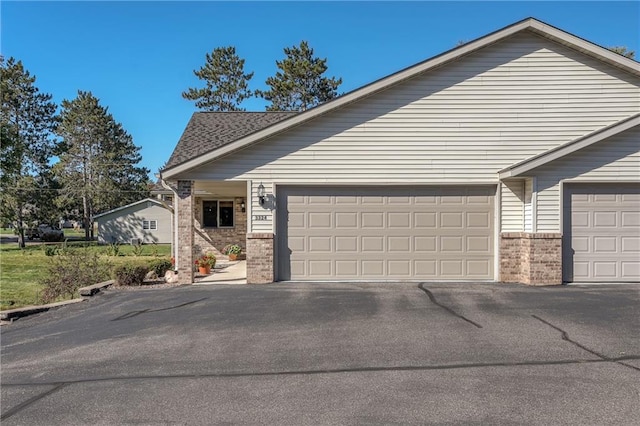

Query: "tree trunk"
left=83, top=194, right=90, bottom=241
left=16, top=210, right=25, bottom=249
left=17, top=226, right=25, bottom=249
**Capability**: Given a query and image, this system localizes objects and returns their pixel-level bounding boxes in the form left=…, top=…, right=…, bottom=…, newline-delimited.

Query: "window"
left=202, top=200, right=234, bottom=228
left=143, top=220, right=157, bottom=230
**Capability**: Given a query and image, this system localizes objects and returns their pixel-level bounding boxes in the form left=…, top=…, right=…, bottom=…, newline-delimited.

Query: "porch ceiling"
left=193, top=181, right=247, bottom=198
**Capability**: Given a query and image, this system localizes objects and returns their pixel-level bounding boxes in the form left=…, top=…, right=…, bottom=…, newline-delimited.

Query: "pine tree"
left=182, top=46, right=254, bottom=111
left=607, top=46, right=635, bottom=59
left=0, top=57, right=58, bottom=248
left=258, top=41, right=342, bottom=111
left=54, top=91, right=149, bottom=240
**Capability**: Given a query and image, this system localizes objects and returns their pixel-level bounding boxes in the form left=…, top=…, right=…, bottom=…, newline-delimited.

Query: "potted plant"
left=224, top=244, right=242, bottom=261
left=195, top=253, right=216, bottom=274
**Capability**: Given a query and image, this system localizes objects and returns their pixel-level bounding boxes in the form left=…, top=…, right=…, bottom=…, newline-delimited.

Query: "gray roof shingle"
left=164, top=112, right=298, bottom=170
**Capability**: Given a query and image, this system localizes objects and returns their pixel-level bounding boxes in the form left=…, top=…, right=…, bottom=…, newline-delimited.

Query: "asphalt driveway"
left=1, top=282, right=639, bottom=425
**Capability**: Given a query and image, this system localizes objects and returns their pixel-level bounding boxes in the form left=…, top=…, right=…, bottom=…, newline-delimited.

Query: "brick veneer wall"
left=176, top=180, right=194, bottom=285
left=500, top=233, right=562, bottom=285
left=193, top=197, right=247, bottom=258
left=246, top=233, right=274, bottom=284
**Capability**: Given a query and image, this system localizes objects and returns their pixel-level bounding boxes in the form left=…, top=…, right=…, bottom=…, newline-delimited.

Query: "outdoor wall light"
left=257, top=183, right=266, bottom=206
left=240, top=199, right=246, bottom=212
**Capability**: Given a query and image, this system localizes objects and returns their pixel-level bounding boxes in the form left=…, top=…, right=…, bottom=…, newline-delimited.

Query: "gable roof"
left=162, top=17, right=640, bottom=179
left=499, top=113, right=640, bottom=179
left=94, top=198, right=168, bottom=220
left=164, top=112, right=297, bottom=170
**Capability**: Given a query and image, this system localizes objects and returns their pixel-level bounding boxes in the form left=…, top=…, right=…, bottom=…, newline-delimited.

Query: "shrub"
left=40, top=250, right=110, bottom=303
left=113, top=263, right=148, bottom=286
left=42, top=244, right=59, bottom=256
left=131, top=242, right=144, bottom=257
left=149, top=259, right=172, bottom=277
left=106, top=241, right=121, bottom=256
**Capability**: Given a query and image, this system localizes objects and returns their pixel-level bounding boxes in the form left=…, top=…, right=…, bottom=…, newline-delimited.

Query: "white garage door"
left=563, top=184, right=640, bottom=282
left=277, top=186, right=495, bottom=281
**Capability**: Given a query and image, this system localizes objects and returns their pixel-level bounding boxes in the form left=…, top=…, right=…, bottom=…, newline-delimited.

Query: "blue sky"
left=3, top=1, right=639, bottom=179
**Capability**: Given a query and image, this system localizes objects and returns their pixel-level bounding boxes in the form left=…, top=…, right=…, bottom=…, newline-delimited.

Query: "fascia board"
left=499, top=115, right=640, bottom=179
left=161, top=20, right=534, bottom=180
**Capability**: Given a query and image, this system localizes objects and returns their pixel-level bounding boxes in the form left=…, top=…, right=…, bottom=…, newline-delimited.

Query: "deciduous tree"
left=258, top=41, right=342, bottom=111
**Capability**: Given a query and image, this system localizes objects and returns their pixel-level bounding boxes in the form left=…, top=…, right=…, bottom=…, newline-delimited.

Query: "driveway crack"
left=112, top=298, right=208, bottom=321
left=418, top=283, right=482, bottom=328
left=531, top=314, right=640, bottom=373
left=0, top=383, right=66, bottom=421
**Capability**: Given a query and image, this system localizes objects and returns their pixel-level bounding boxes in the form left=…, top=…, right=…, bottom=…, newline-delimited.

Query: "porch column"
left=246, top=233, right=274, bottom=284
left=177, top=180, right=195, bottom=284
left=500, top=232, right=562, bottom=285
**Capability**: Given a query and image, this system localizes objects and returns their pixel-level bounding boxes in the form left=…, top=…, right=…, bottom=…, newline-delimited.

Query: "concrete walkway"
left=195, top=260, right=246, bottom=285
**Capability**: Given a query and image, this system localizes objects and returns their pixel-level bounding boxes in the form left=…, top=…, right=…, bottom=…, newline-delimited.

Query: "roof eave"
left=162, top=19, right=538, bottom=180
left=162, top=17, right=640, bottom=180
left=526, top=20, right=640, bottom=77
left=94, top=198, right=165, bottom=219
left=499, top=114, right=640, bottom=179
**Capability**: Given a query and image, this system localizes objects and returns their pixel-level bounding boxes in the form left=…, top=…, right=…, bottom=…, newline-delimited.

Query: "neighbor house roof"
left=94, top=198, right=168, bottom=219
left=149, top=181, right=171, bottom=193
left=162, top=17, right=640, bottom=179
left=499, top=113, right=640, bottom=179
left=164, top=112, right=298, bottom=170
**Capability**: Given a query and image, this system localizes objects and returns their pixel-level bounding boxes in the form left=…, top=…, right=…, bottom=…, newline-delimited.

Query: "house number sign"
left=253, top=215, right=268, bottom=221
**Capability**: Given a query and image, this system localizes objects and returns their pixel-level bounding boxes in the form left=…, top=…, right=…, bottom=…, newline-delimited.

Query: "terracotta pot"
left=198, top=266, right=211, bottom=275
left=228, top=253, right=238, bottom=261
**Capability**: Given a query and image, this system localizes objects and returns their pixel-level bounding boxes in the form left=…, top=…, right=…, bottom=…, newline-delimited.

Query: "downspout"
left=160, top=177, right=179, bottom=272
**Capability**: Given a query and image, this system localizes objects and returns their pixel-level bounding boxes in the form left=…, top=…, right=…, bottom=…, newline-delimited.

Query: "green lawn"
left=0, top=242, right=172, bottom=310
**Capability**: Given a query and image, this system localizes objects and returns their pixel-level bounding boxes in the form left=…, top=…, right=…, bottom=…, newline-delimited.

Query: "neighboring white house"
left=161, top=17, right=639, bottom=286
left=95, top=198, right=173, bottom=244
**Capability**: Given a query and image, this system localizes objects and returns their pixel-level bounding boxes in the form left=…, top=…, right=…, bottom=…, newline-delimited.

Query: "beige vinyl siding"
left=97, top=203, right=173, bottom=244
left=524, top=178, right=534, bottom=232
left=251, top=181, right=274, bottom=233
left=185, top=31, right=639, bottom=185
left=501, top=180, right=525, bottom=232
left=534, top=125, right=640, bottom=232
left=181, top=31, right=639, bottom=233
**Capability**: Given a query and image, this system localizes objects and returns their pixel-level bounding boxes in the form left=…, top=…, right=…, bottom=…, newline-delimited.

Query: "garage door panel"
left=278, top=186, right=494, bottom=281
left=362, top=212, right=384, bottom=228
left=593, top=262, right=617, bottom=278
left=593, top=211, right=616, bottom=227
left=388, top=212, right=411, bottom=228
left=335, top=212, right=357, bottom=228
left=336, top=260, right=358, bottom=276
left=468, top=260, right=491, bottom=277
left=336, top=236, right=358, bottom=252
left=563, top=184, right=640, bottom=282
left=467, top=236, right=491, bottom=253
left=593, top=236, right=616, bottom=253
left=415, top=212, right=437, bottom=228
left=622, top=211, right=640, bottom=227
left=622, top=262, right=640, bottom=278
left=441, top=212, right=463, bottom=228
left=441, top=236, right=463, bottom=252
left=388, top=236, right=411, bottom=252
left=621, top=236, right=640, bottom=252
